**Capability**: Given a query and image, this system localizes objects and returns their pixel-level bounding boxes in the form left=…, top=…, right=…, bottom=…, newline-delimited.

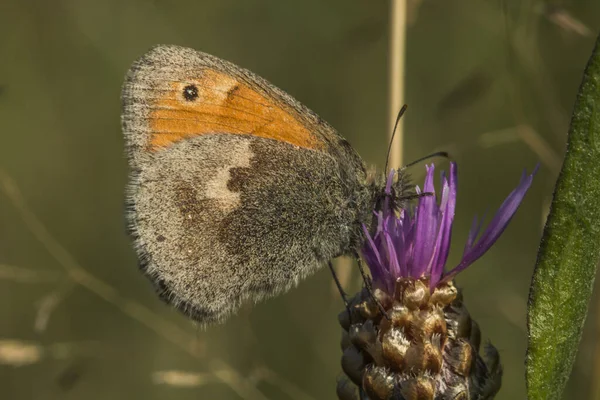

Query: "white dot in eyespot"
left=182, top=84, right=199, bottom=101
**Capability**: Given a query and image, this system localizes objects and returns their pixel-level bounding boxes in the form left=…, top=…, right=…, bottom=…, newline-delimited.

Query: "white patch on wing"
left=204, top=140, right=253, bottom=211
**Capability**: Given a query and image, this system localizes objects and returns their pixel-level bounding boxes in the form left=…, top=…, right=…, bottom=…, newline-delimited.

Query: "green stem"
left=526, top=31, right=600, bottom=400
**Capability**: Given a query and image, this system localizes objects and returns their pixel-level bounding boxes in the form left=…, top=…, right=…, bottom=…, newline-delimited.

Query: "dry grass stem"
left=0, top=264, right=60, bottom=283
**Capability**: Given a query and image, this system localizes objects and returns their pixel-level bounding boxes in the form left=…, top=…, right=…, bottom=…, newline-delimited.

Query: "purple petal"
left=392, top=213, right=407, bottom=277
left=411, top=164, right=439, bottom=277
left=361, top=224, right=389, bottom=289
left=383, top=230, right=401, bottom=278
left=444, top=166, right=537, bottom=280
left=464, top=215, right=481, bottom=252
left=402, top=207, right=416, bottom=271
left=429, top=162, right=457, bottom=286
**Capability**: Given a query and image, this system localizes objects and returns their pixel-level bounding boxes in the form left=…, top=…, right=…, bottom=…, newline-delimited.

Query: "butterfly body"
left=122, top=45, right=385, bottom=323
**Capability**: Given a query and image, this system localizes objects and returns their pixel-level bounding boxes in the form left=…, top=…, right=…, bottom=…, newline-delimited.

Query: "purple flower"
left=362, top=162, right=537, bottom=293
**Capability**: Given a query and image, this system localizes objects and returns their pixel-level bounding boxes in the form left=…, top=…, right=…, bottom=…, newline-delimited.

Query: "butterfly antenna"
left=400, top=151, right=450, bottom=171
left=384, top=104, right=408, bottom=174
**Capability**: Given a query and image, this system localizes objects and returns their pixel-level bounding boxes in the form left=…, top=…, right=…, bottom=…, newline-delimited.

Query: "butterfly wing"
left=121, top=45, right=372, bottom=323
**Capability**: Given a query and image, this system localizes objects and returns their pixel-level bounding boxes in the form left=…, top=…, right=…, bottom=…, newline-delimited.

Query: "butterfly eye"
left=182, top=85, right=199, bottom=101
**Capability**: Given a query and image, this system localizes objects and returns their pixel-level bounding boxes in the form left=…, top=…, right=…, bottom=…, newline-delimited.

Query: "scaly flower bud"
left=338, top=162, right=536, bottom=400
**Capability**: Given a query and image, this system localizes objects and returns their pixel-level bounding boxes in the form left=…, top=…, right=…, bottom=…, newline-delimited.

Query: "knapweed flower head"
left=362, top=162, right=537, bottom=293
left=336, top=162, right=536, bottom=400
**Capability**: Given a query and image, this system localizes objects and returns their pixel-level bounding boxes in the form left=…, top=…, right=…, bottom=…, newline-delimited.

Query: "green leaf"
left=526, top=33, right=600, bottom=400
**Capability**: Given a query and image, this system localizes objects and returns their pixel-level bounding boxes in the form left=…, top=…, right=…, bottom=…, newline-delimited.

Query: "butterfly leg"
left=328, top=261, right=351, bottom=316
left=354, top=252, right=390, bottom=321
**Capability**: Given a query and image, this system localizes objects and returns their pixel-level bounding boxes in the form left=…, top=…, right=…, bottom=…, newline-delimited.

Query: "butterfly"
left=121, top=45, right=415, bottom=324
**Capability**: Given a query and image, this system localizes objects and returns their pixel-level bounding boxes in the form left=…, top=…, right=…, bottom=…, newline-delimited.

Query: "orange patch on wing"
left=148, top=70, right=322, bottom=151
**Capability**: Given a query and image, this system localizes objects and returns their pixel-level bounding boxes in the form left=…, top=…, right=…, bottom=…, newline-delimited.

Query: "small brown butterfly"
left=121, top=45, right=412, bottom=324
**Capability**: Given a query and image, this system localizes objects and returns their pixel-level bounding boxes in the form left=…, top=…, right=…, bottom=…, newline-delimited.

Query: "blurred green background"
left=1, top=1, right=599, bottom=399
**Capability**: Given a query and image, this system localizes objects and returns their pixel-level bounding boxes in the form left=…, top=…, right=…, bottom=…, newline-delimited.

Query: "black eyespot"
left=183, top=85, right=199, bottom=101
